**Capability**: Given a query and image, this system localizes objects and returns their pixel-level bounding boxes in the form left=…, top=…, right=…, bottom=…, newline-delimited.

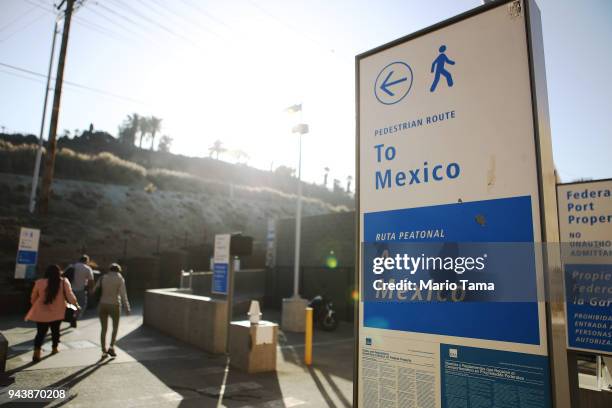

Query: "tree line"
left=118, top=113, right=172, bottom=152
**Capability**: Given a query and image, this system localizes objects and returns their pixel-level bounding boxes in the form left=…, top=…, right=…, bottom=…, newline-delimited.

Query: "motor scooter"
left=308, top=295, right=339, bottom=331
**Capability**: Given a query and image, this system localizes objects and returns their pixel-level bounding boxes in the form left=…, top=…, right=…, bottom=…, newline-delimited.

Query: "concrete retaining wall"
left=267, top=212, right=356, bottom=320
left=143, top=289, right=227, bottom=354
left=190, top=269, right=265, bottom=297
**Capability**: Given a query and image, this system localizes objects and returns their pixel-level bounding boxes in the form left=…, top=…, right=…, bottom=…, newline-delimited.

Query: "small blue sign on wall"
left=212, top=263, right=229, bottom=295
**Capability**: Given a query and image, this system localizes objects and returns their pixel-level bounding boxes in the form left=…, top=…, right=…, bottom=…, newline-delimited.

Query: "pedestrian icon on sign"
left=430, top=45, right=455, bottom=92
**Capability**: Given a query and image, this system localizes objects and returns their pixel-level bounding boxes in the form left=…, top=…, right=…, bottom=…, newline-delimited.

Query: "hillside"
left=0, top=132, right=354, bottom=208
left=0, top=135, right=352, bottom=301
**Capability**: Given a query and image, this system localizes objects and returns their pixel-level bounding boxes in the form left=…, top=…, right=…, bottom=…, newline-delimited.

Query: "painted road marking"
left=241, top=397, right=307, bottom=407
left=199, top=381, right=262, bottom=397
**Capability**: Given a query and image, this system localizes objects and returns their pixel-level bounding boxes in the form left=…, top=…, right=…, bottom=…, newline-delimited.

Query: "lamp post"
left=281, top=104, right=310, bottom=332
left=291, top=122, right=308, bottom=298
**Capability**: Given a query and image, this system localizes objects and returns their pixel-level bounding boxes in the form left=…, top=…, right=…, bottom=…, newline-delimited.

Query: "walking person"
left=430, top=44, right=455, bottom=92
left=94, top=263, right=130, bottom=358
left=71, top=255, right=94, bottom=327
left=25, top=265, right=80, bottom=362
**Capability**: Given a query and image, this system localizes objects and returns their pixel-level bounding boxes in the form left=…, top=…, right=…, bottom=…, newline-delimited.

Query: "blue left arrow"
left=380, top=70, right=408, bottom=96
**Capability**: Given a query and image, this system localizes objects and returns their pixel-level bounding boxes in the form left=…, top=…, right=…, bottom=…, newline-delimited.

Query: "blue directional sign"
left=212, top=263, right=228, bottom=295
left=17, top=250, right=37, bottom=265
left=374, top=61, right=413, bottom=105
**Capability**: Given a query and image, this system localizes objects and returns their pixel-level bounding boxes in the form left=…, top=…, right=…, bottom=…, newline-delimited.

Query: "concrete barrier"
left=144, top=289, right=227, bottom=354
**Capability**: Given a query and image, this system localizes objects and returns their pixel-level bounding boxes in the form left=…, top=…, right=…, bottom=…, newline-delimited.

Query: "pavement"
left=0, top=306, right=354, bottom=407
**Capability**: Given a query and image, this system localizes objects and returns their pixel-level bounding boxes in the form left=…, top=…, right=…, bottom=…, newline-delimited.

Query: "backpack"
left=63, top=266, right=75, bottom=283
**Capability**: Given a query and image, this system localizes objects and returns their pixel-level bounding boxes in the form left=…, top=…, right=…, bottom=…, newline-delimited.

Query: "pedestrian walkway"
left=0, top=306, right=353, bottom=407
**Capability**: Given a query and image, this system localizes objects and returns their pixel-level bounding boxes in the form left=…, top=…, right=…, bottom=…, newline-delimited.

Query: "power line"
left=82, top=6, right=150, bottom=40
left=0, top=10, right=50, bottom=43
left=0, top=67, right=47, bottom=85
left=134, top=0, right=224, bottom=39
left=178, top=0, right=232, bottom=30
left=24, top=0, right=60, bottom=16
left=102, top=0, right=208, bottom=50
left=0, top=61, right=147, bottom=105
left=92, top=1, right=154, bottom=34
left=28, top=0, right=155, bottom=50
left=73, top=15, right=129, bottom=41
left=242, top=0, right=349, bottom=61
left=0, top=4, right=38, bottom=33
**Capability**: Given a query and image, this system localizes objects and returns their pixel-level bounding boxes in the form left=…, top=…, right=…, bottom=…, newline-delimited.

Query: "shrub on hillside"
left=146, top=168, right=227, bottom=194
left=55, top=149, right=146, bottom=185
left=0, top=141, right=146, bottom=185
left=0, top=141, right=348, bottom=212
left=0, top=140, right=37, bottom=174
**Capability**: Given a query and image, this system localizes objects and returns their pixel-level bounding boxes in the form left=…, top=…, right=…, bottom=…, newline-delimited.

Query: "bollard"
left=305, top=307, right=313, bottom=366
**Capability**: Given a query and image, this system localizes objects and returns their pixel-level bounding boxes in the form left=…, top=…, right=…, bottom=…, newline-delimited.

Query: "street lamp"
left=281, top=104, right=310, bottom=332
left=291, top=122, right=308, bottom=299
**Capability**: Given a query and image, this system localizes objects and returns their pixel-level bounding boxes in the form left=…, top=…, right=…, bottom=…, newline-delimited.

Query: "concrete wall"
left=190, top=269, right=266, bottom=297
left=275, top=212, right=355, bottom=269
left=267, top=211, right=356, bottom=321
left=143, top=289, right=227, bottom=354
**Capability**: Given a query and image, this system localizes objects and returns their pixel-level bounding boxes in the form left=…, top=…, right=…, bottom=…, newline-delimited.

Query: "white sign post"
left=356, top=1, right=568, bottom=407
left=213, top=233, right=236, bottom=353
left=14, top=227, right=40, bottom=280
left=212, top=234, right=231, bottom=295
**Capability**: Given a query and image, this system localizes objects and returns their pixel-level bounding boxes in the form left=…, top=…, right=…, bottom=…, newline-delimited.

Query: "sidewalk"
left=0, top=306, right=353, bottom=407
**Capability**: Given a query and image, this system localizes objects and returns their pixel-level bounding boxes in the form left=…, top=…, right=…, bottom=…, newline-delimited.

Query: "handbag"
left=62, top=279, right=78, bottom=323
left=92, top=275, right=104, bottom=304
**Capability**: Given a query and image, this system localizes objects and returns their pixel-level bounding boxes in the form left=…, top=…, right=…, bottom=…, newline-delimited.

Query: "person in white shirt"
left=72, top=255, right=94, bottom=327
left=93, top=263, right=130, bottom=358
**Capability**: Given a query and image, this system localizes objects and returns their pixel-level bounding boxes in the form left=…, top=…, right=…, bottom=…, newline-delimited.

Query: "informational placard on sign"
left=557, top=179, right=612, bottom=355
left=212, top=233, right=231, bottom=295
left=14, top=227, right=40, bottom=280
left=356, top=1, right=558, bottom=407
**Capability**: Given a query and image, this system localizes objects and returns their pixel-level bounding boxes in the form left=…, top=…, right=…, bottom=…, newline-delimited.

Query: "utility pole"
left=39, top=0, right=75, bottom=215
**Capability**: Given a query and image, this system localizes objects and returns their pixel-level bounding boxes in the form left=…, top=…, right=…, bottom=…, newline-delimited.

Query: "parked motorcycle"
left=308, top=295, right=339, bottom=331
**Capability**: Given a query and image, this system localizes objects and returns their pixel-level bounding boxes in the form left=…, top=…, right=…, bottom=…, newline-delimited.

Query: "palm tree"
left=333, top=179, right=342, bottom=193
left=323, top=167, right=330, bottom=187
left=129, top=113, right=140, bottom=136
left=208, top=140, right=226, bottom=159
left=158, top=135, right=173, bottom=152
left=119, top=113, right=140, bottom=146
left=148, top=116, right=162, bottom=151
left=138, top=117, right=150, bottom=149
left=231, top=149, right=250, bottom=164
left=346, top=175, right=353, bottom=194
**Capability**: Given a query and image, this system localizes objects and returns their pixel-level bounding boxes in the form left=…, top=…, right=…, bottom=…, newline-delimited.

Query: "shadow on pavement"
left=1, top=358, right=112, bottom=408
left=116, top=324, right=289, bottom=407
left=307, top=366, right=352, bottom=408
left=278, top=321, right=354, bottom=381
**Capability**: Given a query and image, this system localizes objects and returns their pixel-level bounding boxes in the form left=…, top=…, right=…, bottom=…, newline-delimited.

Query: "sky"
left=0, top=0, right=610, bottom=187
